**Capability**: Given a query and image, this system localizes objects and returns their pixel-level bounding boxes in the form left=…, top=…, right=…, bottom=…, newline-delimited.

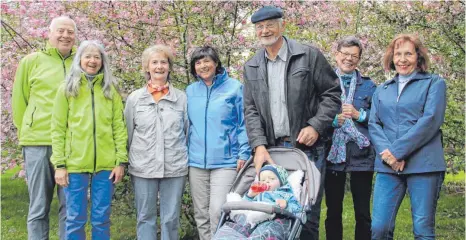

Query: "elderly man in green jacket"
left=12, top=16, right=77, bottom=240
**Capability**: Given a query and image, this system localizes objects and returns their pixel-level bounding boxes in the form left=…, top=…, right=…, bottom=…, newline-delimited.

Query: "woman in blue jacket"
left=186, top=46, right=251, bottom=240
left=369, top=34, right=446, bottom=239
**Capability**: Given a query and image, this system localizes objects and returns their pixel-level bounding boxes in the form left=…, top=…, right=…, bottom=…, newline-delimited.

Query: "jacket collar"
left=335, top=68, right=363, bottom=85
left=246, top=36, right=306, bottom=68
left=197, top=67, right=229, bottom=88
left=385, top=71, right=431, bottom=85
left=80, top=73, right=104, bottom=85
left=42, top=43, right=77, bottom=60
left=139, top=82, right=178, bottom=103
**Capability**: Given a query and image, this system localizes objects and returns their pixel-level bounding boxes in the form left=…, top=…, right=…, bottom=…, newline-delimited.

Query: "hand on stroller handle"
left=253, top=145, right=275, bottom=174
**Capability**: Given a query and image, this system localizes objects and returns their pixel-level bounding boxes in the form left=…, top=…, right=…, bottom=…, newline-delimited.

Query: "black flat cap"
left=251, top=6, right=283, bottom=24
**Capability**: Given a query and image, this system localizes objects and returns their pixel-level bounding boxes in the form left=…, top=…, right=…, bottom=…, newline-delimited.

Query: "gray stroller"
left=216, top=147, right=321, bottom=239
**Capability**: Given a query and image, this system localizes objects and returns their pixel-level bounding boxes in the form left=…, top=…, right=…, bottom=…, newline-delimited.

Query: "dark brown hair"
left=189, top=46, right=223, bottom=78
left=383, top=34, right=430, bottom=72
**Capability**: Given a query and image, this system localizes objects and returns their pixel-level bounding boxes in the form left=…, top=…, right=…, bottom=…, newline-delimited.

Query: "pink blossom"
left=238, top=35, right=245, bottom=44
left=299, top=17, right=306, bottom=26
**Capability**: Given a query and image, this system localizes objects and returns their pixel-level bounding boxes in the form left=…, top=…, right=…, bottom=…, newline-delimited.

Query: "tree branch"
left=1, top=20, right=34, bottom=49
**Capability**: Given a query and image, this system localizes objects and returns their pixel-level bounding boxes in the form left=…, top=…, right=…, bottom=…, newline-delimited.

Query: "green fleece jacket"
left=51, top=74, right=128, bottom=173
left=12, top=45, right=76, bottom=146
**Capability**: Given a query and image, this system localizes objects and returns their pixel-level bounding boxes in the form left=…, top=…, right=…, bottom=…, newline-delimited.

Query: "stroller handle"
left=222, top=201, right=297, bottom=220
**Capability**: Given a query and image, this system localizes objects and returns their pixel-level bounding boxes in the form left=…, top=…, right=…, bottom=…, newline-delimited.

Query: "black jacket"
left=243, top=37, right=341, bottom=151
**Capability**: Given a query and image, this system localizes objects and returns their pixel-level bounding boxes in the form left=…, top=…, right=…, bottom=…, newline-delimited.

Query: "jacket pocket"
left=350, top=143, right=375, bottom=159
left=134, top=105, right=152, bottom=131
left=227, top=133, right=232, bottom=157
left=28, top=106, right=37, bottom=127
left=165, top=105, right=184, bottom=130
left=290, top=67, right=310, bottom=80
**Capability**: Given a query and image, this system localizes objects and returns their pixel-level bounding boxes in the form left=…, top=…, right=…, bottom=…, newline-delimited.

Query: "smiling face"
left=148, top=52, right=170, bottom=82
left=255, top=19, right=284, bottom=47
left=393, top=40, right=418, bottom=76
left=48, top=19, right=76, bottom=57
left=194, top=56, right=217, bottom=83
left=336, top=46, right=361, bottom=74
left=259, top=170, right=281, bottom=191
left=80, top=46, right=102, bottom=75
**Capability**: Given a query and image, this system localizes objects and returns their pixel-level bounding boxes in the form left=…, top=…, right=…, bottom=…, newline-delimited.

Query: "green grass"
left=2, top=168, right=464, bottom=240
left=445, top=171, right=465, bottom=183
left=318, top=189, right=465, bottom=240
left=1, top=167, right=137, bottom=240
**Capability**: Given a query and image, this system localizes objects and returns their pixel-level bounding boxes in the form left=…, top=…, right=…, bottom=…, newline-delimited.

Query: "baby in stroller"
left=213, top=164, right=302, bottom=240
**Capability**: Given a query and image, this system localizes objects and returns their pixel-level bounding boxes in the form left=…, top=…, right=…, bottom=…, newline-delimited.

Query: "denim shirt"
left=369, top=72, right=446, bottom=174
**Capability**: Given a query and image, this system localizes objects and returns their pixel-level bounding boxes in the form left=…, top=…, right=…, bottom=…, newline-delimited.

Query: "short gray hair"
left=141, top=45, right=174, bottom=81
left=65, top=40, right=116, bottom=99
left=337, top=36, right=363, bottom=57
left=277, top=18, right=284, bottom=27
left=49, top=16, right=77, bottom=33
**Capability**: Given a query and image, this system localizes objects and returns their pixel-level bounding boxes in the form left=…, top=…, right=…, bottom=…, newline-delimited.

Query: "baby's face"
left=259, top=170, right=281, bottom=191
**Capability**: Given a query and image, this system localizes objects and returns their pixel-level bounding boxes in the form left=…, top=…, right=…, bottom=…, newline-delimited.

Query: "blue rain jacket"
left=187, top=68, right=251, bottom=169
left=369, top=72, right=446, bottom=174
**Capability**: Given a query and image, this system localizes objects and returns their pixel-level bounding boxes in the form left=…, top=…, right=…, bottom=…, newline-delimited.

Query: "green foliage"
left=445, top=171, right=465, bottom=184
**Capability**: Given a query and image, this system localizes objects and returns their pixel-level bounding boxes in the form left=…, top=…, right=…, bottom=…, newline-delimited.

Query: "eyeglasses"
left=338, top=50, right=360, bottom=60
left=255, top=21, right=279, bottom=31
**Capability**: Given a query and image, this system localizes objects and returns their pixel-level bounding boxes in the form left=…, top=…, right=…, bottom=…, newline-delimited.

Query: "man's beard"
left=260, top=35, right=280, bottom=46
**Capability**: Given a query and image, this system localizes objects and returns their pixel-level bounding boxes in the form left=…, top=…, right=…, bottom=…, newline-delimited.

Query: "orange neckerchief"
left=147, top=82, right=169, bottom=102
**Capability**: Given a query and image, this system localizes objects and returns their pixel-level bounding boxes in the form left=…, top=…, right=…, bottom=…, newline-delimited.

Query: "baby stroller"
left=216, top=146, right=321, bottom=240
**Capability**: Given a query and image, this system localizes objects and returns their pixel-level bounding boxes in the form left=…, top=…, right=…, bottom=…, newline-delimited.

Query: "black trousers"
left=324, top=171, right=373, bottom=240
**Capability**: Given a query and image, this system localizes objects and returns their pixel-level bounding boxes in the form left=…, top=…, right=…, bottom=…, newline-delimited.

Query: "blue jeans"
left=278, top=141, right=326, bottom=240
left=371, top=172, right=444, bottom=240
left=64, top=171, right=114, bottom=240
left=132, top=175, right=186, bottom=240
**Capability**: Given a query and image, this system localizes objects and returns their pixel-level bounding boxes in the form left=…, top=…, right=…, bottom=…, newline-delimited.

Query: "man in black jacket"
left=243, top=6, right=341, bottom=239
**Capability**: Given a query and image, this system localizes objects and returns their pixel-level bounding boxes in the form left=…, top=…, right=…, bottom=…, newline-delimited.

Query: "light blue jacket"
left=243, top=184, right=302, bottom=216
left=186, top=68, right=251, bottom=169
left=369, top=72, right=446, bottom=174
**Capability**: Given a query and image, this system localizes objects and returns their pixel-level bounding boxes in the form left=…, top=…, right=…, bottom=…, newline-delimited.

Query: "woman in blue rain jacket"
left=186, top=46, right=251, bottom=240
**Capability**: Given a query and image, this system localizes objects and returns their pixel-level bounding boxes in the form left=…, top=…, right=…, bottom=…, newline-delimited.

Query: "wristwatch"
left=55, top=164, right=66, bottom=169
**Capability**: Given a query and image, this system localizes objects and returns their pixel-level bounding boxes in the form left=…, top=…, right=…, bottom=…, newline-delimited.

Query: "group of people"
left=12, top=5, right=446, bottom=240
